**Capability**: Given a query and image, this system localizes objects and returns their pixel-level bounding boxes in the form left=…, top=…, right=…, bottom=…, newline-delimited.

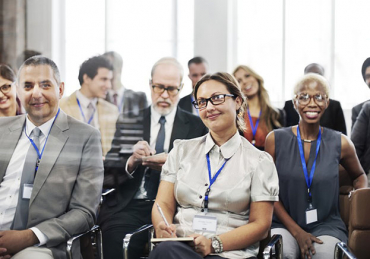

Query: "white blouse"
left=161, top=132, right=279, bottom=258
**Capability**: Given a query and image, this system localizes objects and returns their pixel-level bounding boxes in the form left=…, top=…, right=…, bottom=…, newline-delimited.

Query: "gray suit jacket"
left=0, top=110, right=103, bottom=259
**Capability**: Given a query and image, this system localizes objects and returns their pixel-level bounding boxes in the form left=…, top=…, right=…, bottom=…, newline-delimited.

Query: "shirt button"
left=205, top=183, right=208, bottom=186
left=199, top=195, right=202, bottom=199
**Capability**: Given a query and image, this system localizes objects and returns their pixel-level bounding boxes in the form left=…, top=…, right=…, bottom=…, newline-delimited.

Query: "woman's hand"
left=155, top=221, right=177, bottom=238
left=294, top=229, right=323, bottom=259
left=189, top=234, right=212, bottom=257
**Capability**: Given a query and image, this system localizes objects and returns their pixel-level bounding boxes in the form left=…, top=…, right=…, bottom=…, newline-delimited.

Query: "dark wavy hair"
left=0, top=64, right=22, bottom=115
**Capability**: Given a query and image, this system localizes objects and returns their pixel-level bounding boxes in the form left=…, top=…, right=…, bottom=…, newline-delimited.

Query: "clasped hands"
left=128, top=141, right=167, bottom=172
left=155, top=221, right=212, bottom=257
left=0, top=229, right=38, bottom=258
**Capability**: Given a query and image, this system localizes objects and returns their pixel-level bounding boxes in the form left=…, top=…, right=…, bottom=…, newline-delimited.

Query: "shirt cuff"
left=30, top=227, right=48, bottom=246
left=125, top=156, right=136, bottom=178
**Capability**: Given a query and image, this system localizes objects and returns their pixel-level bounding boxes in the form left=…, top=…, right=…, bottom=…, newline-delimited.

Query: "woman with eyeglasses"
left=149, top=72, right=279, bottom=259
left=0, top=64, right=22, bottom=117
left=265, top=73, right=367, bottom=259
left=233, top=65, right=285, bottom=150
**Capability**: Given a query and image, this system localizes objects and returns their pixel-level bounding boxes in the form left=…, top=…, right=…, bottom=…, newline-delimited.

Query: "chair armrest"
left=123, top=224, right=154, bottom=259
left=66, top=225, right=102, bottom=259
left=262, top=234, right=283, bottom=259
left=100, top=188, right=116, bottom=204
left=334, top=242, right=357, bottom=259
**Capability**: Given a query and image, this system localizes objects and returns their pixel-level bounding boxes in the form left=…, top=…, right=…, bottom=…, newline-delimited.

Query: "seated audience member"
left=265, top=73, right=367, bottom=259
left=150, top=72, right=279, bottom=259
left=178, top=56, right=209, bottom=115
left=283, top=63, right=347, bottom=134
left=233, top=65, right=285, bottom=150
left=16, top=50, right=42, bottom=71
left=98, top=57, right=208, bottom=259
left=0, top=56, right=103, bottom=259
left=102, top=51, right=148, bottom=116
left=351, top=101, right=370, bottom=185
left=351, top=57, right=370, bottom=128
left=0, top=64, right=22, bottom=116
left=60, top=55, right=119, bottom=156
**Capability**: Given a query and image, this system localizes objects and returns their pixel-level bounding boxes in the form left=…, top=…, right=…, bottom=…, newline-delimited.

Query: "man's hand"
left=142, top=153, right=168, bottom=171
left=0, top=230, right=39, bottom=256
left=0, top=247, right=11, bottom=259
left=127, top=141, right=155, bottom=172
left=294, top=229, right=323, bottom=259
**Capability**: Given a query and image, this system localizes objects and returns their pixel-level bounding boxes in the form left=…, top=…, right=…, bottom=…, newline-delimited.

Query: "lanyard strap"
left=25, top=108, right=61, bottom=172
left=77, top=98, right=95, bottom=125
left=247, top=109, right=262, bottom=144
left=204, top=153, right=228, bottom=211
left=296, top=125, right=322, bottom=200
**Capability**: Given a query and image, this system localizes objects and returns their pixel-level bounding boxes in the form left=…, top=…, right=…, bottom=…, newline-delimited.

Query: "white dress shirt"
left=161, top=132, right=279, bottom=258
left=76, top=90, right=99, bottom=129
left=0, top=115, right=56, bottom=245
left=132, top=105, right=177, bottom=199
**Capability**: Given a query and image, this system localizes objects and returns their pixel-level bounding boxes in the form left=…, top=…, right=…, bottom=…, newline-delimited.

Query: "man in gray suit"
left=0, top=56, right=103, bottom=259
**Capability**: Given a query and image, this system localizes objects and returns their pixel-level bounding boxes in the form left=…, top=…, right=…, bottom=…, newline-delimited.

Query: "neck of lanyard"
left=190, top=95, right=199, bottom=116
left=77, top=98, right=95, bottom=125
left=25, top=108, right=61, bottom=173
left=204, top=153, right=228, bottom=212
left=247, top=109, right=262, bottom=144
left=296, top=125, right=322, bottom=203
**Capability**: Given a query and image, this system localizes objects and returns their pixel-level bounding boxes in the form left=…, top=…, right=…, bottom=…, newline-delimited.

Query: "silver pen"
left=156, top=203, right=173, bottom=236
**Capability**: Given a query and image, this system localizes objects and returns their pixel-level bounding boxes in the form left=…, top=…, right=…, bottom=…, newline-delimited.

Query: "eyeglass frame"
left=0, top=83, right=13, bottom=95
left=294, top=93, right=328, bottom=106
left=150, top=81, right=183, bottom=96
left=192, top=94, right=236, bottom=110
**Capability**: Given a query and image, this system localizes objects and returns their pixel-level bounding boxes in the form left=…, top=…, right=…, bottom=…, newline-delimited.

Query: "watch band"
left=211, top=235, right=223, bottom=253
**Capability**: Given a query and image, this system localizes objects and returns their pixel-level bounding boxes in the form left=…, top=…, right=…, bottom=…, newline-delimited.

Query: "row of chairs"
left=67, top=171, right=370, bottom=259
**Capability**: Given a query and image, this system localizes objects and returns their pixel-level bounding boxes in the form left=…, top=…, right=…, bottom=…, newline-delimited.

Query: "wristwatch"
left=211, top=236, right=223, bottom=253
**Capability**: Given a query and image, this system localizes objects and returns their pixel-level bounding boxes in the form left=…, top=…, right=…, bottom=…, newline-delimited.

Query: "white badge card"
left=306, top=208, right=318, bottom=224
left=193, top=215, right=217, bottom=233
left=22, top=184, right=33, bottom=199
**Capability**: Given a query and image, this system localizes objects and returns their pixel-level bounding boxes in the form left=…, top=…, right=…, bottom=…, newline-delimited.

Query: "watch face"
left=212, top=240, right=219, bottom=248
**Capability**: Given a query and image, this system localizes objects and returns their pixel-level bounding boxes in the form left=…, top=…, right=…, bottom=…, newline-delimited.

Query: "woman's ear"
left=235, top=96, right=242, bottom=111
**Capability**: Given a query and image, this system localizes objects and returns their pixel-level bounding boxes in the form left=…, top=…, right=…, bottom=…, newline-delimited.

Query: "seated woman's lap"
left=271, top=228, right=340, bottom=259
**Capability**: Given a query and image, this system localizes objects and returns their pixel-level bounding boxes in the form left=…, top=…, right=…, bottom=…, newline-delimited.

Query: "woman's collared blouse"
left=161, top=132, right=279, bottom=258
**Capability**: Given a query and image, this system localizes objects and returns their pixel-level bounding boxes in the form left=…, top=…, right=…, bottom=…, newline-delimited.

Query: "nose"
left=32, top=84, right=43, bottom=98
left=0, top=90, right=4, bottom=97
left=307, top=96, right=317, bottom=107
left=160, top=89, right=170, bottom=98
left=205, top=99, right=215, bottom=111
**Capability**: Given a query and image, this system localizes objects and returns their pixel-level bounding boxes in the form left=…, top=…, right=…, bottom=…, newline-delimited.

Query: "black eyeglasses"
left=295, top=93, right=327, bottom=105
left=152, top=84, right=181, bottom=96
left=192, top=94, right=235, bottom=110
left=0, top=84, right=12, bottom=94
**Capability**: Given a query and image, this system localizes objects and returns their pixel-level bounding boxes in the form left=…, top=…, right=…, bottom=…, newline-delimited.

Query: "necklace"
left=302, top=139, right=315, bottom=143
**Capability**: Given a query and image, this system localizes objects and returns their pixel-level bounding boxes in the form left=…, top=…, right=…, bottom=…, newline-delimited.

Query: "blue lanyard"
left=204, top=153, right=228, bottom=212
left=25, top=108, right=60, bottom=173
left=247, top=109, right=262, bottom=144
left=190, top=95, right=199, bottom=116
left=76, top=98, right=95, bottom=125
left=296, top=125, right=322, bottom=202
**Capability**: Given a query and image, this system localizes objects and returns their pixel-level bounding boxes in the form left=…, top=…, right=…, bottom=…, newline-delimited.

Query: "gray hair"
left=151, top=57, right=184, bottom=83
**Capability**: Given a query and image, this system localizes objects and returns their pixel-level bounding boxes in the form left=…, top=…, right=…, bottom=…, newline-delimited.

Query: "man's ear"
left=58, top=82, right=65, bottom=99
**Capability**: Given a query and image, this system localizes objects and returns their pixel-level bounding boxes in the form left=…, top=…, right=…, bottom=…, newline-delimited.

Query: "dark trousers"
left=149, top=241, right=257, bottom=259
left=101, top=199, right=154, bottom=259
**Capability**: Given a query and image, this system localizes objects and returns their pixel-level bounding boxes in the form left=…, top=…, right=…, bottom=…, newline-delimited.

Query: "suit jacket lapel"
left=143, top=107, right=151, bottom=143
left=30, top=110, right=69, bottom=206
left=0, top=116, right=25, bottom=180
left=169, top=108, right=189, bottom=151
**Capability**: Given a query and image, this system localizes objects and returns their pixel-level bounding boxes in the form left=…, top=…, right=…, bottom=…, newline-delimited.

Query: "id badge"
left=306, top=206, right=318, bottom=224
left=22, top=184, right=33, bottom=199
left=192, top=214, right=217, bottom=233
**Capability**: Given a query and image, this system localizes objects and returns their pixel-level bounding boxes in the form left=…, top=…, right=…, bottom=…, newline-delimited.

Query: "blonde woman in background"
left=233, top=65, right=285, bottom=150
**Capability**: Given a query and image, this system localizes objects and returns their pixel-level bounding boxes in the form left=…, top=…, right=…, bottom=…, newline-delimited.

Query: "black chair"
left=123, top=224, right=283, bottom=259
left=66, top=225, right=103, bottom=259
left=334, top=242, right=356, bottom=259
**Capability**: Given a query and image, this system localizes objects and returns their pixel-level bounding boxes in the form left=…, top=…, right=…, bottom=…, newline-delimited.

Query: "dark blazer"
left=351, top=101, right=369, bottom=129
left=351, top=101, right=370, bottom=175
left=0, top=111, right=103, bottom=259
left=98, top=107, right=208, bottom=224
left=178, top=93, right=193, bottom=113
left=106, top=88, right=148, bottom=117
left=283, top=98, right=347, bottom=135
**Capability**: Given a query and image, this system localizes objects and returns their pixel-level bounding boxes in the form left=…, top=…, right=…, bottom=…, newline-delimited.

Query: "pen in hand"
left=156, top=203, right=174, bottom=237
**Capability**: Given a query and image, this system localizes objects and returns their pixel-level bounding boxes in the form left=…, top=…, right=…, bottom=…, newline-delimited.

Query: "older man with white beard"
left=98, top=57, right=208, bottom=259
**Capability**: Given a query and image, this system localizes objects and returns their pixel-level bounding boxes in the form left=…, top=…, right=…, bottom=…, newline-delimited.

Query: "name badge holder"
left=192, top=154, right=228, bottom=233
left=297, top=126, right=321, bottom=225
